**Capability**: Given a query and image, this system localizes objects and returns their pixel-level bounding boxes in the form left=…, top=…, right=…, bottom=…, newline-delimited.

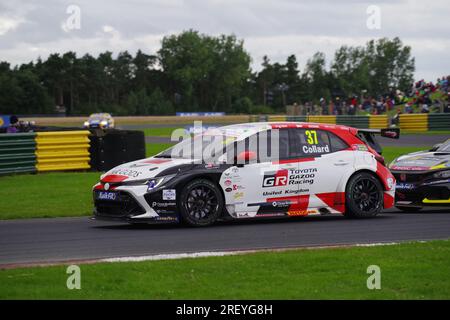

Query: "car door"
left=230, top=129, right=301, bottom=218
left=289, top=128, right=354, bottom=213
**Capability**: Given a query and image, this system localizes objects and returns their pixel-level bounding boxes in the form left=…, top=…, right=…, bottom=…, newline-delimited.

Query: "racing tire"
left=345, top=172, right=384, bottom=218
left=179, top=179, right=224, bottom=227
left=395, top=206, right=422, bottom=213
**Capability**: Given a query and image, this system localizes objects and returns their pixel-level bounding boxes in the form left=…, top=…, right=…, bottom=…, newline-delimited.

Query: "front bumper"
left=93, top=184, right=180, bottom=224
left=392, top=172, right=450, bottom=207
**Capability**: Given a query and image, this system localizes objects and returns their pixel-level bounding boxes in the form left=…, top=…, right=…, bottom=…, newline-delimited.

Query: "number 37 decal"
left=305, top=130, right=318, bottom=145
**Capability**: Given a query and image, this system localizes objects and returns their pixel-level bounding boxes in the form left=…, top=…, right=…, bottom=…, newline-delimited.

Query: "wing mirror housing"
left=235, top=151, right=257, bottom=167
left=430, top=143, right=442, bottom=152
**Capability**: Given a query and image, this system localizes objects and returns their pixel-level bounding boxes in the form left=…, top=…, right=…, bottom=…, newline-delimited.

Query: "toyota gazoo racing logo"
left=262, top=170, right=288, bottom=187
left=262, top=168, right=317, bottom=188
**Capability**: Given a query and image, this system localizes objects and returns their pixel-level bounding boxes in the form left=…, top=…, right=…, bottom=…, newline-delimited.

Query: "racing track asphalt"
left=1, top=209, right=450, bottom=267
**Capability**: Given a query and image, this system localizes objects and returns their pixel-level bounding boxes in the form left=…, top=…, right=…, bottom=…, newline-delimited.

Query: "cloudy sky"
left=0, top=0, right=449, bottom=81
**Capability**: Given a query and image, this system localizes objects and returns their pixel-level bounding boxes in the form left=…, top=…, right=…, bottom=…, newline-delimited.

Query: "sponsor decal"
left=272, top=201, right=290, bottom=208
left=233, top=184, right=245, bottom=190
left=152, top=202, right=177, bottom=208
left=162, top=189, right=176, bottom=200
left=302, top=145, right=330, bottom=154
left=225, top=187, right=232, bottom=192
left=262, top=170, right=288, bottom=187
left=352, top=144, right=368, bottom=152
left=154, top=216, right=178, bottom=221
left=97, top=191, right=117, bottom=201
left=237, top=212, right=250, bottom=218
left=387, top=178, right=395, bottom=190
left=110, top=169, right=142, bottom=178
left=233, top=192, right=244, bottom=200
left=287, top=209, right=316, bottom=216
left=262, top=168, right=317, bottom=188
left=390, top=166, right=430, bottom=171
left=224, top=179, right=232, bottom=186
left=395, top=183, right=415, bottom=190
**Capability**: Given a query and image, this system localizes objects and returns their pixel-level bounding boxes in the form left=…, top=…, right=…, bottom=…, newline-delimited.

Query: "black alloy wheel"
left=179, top=179, right=224, bottom=226
left=345, top=172, right=383, bottom=218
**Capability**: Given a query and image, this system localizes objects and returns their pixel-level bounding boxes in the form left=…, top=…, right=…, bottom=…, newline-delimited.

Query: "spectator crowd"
left=301, top=75, right=450, bottom=116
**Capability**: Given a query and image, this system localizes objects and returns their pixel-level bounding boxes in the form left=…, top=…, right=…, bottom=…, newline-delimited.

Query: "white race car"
left=93, top=122, right=398, bottom=226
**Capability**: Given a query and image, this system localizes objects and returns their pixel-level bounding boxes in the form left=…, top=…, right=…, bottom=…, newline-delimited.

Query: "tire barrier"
left=398, top=114, right=428, bottom=132
left=35, top=131, right=91, bottom=172
left=0, top=133, right=37, bottom=175
left=308, top=115, right=337, bottom=124
left=369, top=115, right=389, bottom=129
left=89, top=129, right=146, bottom=172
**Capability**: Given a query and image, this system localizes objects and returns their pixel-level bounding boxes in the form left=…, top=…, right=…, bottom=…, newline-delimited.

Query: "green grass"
left=142, top=127, right=183, bottom=137
left=1, top=240, right=449, bottom=299
left=402, top=130, right=450, bottom=135
left=146, top=143, right=175, bottom=157
left=383, top=146, right=429, bottom=164
left=0, top=172, right=100, bottom=219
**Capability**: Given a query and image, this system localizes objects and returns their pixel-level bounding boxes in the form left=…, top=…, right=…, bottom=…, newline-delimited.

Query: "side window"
left=329, top=132, right=349, bottom=152
left=257, top=129, right=290, bottom=162
left=289, top=129, right=332, bottom=157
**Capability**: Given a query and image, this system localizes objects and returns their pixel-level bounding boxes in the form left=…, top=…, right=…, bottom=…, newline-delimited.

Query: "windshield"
left=437, top=139, right=450, bottom=152
left=155, top=134, right=237, bottom=161
left=89, top=114, right=108, bottom=121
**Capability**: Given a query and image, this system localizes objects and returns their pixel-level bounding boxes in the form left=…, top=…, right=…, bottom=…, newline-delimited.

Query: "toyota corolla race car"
left=83, top=113, right=115, bottom=129
left=390, top=138, right=450, bottom=211
left=92, top=122, right=399, bottom=226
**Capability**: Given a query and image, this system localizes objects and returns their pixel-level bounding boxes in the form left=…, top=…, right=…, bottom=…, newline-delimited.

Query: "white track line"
left=100, top=241, right=403, bottom=263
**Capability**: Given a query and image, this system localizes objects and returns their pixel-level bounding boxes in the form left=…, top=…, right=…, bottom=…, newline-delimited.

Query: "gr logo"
left=262, top=170, right=288, bottom=188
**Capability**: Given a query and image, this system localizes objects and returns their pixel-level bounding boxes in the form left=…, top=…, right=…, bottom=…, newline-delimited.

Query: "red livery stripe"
left=273, top=158, right=314, bottom=165
left=101, top=174, right=129, bottom=183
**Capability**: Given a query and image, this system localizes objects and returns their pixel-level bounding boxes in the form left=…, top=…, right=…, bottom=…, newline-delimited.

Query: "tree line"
left=0, top=30, right=415, bottom=115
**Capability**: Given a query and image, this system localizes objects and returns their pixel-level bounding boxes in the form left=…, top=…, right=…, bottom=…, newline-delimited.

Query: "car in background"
left=92, top=122, right=399, bottom=226
left=390, top=138, right=450, bottom=211
left=83, top=113, right=115, bottom=129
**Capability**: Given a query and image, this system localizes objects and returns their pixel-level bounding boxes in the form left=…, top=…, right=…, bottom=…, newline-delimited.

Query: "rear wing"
left=356, top=128, right=400, bottom=155
left=357, top=128, right=400, bottom=139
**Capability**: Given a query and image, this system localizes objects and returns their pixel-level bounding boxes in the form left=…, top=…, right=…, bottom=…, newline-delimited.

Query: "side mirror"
left=235, top=151, right=257, bottom=166
left=430, top=143, right=442, bottom=152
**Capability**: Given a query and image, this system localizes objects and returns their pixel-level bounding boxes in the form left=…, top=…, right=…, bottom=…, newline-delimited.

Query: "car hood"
left=390, top=151, right=450, bottom=171
left=100, top=157, right=195, bottom=183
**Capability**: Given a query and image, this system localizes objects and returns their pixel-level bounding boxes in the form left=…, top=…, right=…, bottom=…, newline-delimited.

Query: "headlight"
left=122, top=175, right=176, bottom=190
left=83, top=121, right=90, bottom=127
left=433, top=170, right=450, bottom=179
left=100, top=120, right=108, bottom=126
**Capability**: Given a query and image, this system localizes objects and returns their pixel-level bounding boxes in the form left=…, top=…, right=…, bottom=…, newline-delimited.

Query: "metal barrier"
left=399, top=114, right=428, bottom=132
left=0, top=133, right=36, bottom=175
left=336, top=115, right=369, bottom=128
left=267, top=115, right=287, bottom=121
left=35, top=131, right=91, bottom=172
left=428, top=113, right=450, bottom=131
